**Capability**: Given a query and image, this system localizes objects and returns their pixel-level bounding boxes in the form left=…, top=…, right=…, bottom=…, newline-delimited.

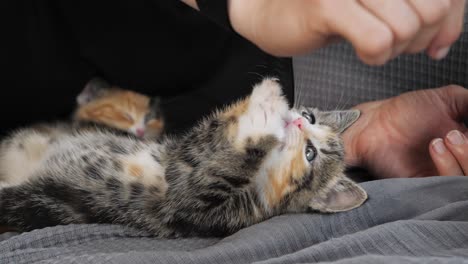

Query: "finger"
left=407, top=0, right=452, bottom=26
left=324, top=0, right=393, bottom=65
left=358, top=0, right=422, bottom=59
left=427, top=0, right=466, bottom=60
left=359, top=0, right=421, bottom=44
left=404, top=0, right=451, bottom=54
left=404, top=25, right=441, bottom=54
left=430, top=138, right=464, bottom=176
left=445, top=130, right=468, bottom=175
left=439, top=85, right=468, bottom=122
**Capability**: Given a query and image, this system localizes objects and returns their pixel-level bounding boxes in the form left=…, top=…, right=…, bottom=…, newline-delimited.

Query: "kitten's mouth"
left=279, top=141, right=286, bottom=151
left=278, top=113, right=303, bottom=151
left=279, top=126, right=302, bottom=152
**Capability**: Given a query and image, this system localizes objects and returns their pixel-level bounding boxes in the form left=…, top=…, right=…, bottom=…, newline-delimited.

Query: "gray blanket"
left=1, top=176, right=467, bottom=263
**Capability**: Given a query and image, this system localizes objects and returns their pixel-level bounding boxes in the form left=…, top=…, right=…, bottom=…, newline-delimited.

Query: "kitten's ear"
left=309, top=175, right=367, bottom=213
left=319, top=110, right=360, bottom=133
left=149, top=97, right=163, bottom=117
left=149, top=97, right=161, bottom=108
left=77, top=78, right=112, bottom=105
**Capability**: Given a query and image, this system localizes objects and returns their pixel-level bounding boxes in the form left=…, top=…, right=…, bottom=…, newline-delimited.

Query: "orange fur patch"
left=266, top=135, right=308, bottom=208
left=222, top=98, right=249, bottom=119
left=267, top=169, right=289, bottom=206
left=126, top=163, right=144, bottom=178
left=288, top=141, right=308, bottom=182
left=146, top=119, right=164, bottom=131
left=222, top=98, right=249, bottom=141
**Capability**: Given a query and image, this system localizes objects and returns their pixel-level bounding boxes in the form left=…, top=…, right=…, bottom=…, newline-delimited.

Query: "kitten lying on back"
left=0, top=78, right=367, bottom=237
left=75, top=77, right=164, bottom=139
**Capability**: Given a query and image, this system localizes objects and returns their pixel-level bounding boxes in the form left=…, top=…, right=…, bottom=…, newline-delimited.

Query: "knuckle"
left=439, top=84, right=465, bottom=107
left=421, top=0, right=451, bottom=25
left=394, top=22, right=420, bottom=42
left=445, top=25, right=463, bottom=44
left=444, top=84, right=465, bottom=95
left=438, top=0, right=452, bottom=13
left=449, top=142, right=467, bottom=159
left=362, top=28, right=394, bottom=57
left=316, top=0, right=335, bottom=18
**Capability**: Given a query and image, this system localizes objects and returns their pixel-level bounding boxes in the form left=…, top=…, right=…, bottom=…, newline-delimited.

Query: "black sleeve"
left=195, top=0, right=233, bottom=31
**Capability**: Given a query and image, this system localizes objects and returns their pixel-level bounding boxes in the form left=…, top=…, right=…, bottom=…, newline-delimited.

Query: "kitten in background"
left=75, top=78, right=164, bottom=139
left=0, top=78, right=164, bottom=186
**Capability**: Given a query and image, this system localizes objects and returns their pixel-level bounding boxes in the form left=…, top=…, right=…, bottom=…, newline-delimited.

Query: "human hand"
left=430, top=130, right=468, bottom=175
left=342, top=85, right=468, bottom=178
left=228, top=0, right=465, bottom=65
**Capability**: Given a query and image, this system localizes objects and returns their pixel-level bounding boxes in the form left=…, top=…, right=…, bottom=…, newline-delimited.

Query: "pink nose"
left=136, top=128, right=145, bottom=137
left=292, top=118, right=303, bottom=130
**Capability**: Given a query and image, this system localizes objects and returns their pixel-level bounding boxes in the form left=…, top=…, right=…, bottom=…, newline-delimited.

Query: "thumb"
left=441, top=85, right=468, bottom=123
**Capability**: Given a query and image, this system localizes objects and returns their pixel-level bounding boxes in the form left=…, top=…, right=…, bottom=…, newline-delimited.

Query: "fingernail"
left=434, top=46, right=451, bottom=60
left=447, top=130, right=465, bottom=145
left=432, top=138, right=447, bottom=154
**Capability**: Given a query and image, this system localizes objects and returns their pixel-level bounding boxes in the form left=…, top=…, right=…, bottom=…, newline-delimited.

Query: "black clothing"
left=197, top=0, right=233, bottom=31
left=1, top=1, right=293, bottom=136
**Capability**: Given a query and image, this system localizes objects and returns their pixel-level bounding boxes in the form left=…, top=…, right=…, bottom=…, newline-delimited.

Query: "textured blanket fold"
left=1, top=176, right=467, bottom=264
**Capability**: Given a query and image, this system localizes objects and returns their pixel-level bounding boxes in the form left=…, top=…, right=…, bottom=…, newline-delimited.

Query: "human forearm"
left=182, top=0, right=464, bottom=64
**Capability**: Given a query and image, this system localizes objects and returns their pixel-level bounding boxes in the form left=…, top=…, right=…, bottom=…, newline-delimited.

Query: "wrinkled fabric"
left=1, top=177, right=467, bottom=264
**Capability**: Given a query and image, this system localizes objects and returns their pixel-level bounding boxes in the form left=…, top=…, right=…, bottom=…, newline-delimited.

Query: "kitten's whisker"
left=334, top=89, right=345, bottom=111
left=343, top=93, right=352, bottom=110
left=294, top=84, right=300, bottom=108
left=296, top=84, right=306, bottom=108
left=325, top=89, right=330, bottom=111
left=248, top=70, right=267, bottom=81
left=334, top=89, right=352, bottom=111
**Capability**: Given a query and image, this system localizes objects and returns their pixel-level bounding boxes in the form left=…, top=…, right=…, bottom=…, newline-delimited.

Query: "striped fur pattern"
left=0, top=78, right=367, bottom=237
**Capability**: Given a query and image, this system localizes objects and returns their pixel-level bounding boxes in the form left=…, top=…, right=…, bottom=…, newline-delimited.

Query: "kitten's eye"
left=144, top=112, right=155, bottom=123
left=305, top=143, right=317, bottom=162
left=302, top=111, right=315, bottom=124
left=124, top=113, right=134, bottom=122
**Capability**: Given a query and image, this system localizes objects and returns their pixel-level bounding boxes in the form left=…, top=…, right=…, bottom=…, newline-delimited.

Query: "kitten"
left=0, top=123, right=73, bottom=186
left=75, top=77, right=164, bottom=139
left=0, top=78, right=367, bottom=237
left=0, top=78, right=164, bottom=186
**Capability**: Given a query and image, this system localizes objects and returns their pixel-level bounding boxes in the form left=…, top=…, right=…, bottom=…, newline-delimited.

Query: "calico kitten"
left=0, top=78, right=367, bottom=237
left=0, top=78, right=164, bottom=186
left=75, top=77, right=164, bottom=139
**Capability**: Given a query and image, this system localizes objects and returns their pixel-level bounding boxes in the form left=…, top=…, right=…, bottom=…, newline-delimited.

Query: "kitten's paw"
left=251, top=78, right=282, bottom=99
left=236, top=78, right=289, bottom=143
left=249, top=78, right=289, bottom=119
left=250, top=78, right=285, bottom=106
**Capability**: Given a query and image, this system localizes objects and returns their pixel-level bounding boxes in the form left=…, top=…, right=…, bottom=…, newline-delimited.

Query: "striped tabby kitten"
left=0, top=78, right=367, bottom=237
